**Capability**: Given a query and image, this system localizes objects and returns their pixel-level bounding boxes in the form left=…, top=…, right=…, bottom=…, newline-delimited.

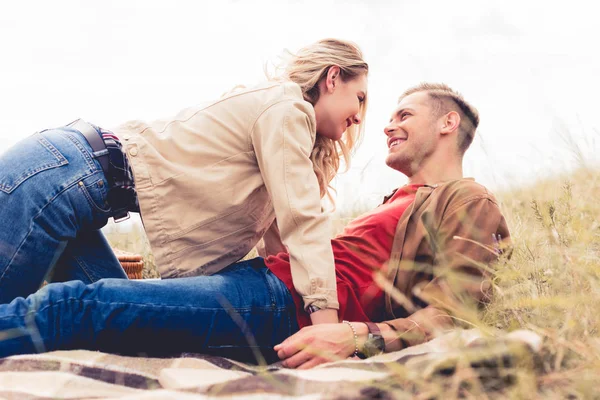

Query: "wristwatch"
left=358, top=322, right=385, bottom=358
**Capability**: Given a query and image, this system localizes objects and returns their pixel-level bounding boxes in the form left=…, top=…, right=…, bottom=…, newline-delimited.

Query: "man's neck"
left=407, top=158, right=464, bottom=187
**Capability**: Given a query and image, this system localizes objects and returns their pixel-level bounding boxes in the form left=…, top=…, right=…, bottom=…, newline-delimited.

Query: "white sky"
left=1, top=0, right=598, bottom=213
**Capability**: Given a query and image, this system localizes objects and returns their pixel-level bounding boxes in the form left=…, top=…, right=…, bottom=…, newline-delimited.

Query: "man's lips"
left=345, top=118, right=352, bottom=128
left=387, top=137, right=407, bottom=148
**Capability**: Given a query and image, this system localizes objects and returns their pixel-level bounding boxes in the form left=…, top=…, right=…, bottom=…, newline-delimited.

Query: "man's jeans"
left=0, top=259, right=299, bottom=363
left=0, top=127, right=127, bottom=304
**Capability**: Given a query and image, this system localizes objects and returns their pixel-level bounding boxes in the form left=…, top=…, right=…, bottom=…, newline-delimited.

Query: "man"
left=0, top=83, right=509, bottom=368
left=273, top=82, right=509, bottom=368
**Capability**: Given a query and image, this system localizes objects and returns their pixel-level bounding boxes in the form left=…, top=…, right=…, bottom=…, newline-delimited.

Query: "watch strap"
left=364, top=321, right=382, bottom=337
left=307, top=304, right=320, bottom=314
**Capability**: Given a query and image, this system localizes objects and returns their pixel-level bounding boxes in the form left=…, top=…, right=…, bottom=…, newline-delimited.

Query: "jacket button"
left=123, top=134, right=131, bottom=141
left=129, top=148, right=138, bottom=157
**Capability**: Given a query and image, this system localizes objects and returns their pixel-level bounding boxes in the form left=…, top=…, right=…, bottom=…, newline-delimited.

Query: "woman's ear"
left=325, top=66, right=341, bottom=93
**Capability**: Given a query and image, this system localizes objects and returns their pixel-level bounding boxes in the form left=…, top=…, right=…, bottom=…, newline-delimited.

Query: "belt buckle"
left=113, top=212, right=131, bottom=224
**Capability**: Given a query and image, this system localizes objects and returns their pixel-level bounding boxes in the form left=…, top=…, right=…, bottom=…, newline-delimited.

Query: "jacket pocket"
left=0, top=133, right=68, bottom=194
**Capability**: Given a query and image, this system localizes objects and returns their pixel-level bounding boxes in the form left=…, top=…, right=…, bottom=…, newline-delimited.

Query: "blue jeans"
left=0, top=259, right=298, bottom=363
left=0, top=127, right=127, bottom=304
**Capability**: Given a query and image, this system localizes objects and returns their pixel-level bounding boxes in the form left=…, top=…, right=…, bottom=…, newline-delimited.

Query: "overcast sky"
left=1, top=0, right=598, bottom=213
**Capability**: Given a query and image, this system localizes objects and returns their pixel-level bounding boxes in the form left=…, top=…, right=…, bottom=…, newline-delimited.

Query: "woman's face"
left=313, top=69, right=368, bottom=141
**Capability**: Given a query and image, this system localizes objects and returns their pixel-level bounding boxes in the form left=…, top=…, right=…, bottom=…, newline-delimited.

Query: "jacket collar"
left=383, top=177, right=475, bottom=204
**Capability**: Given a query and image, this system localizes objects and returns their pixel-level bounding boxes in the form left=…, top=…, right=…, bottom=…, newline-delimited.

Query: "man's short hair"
left=399, top=83, right=480, bottom=154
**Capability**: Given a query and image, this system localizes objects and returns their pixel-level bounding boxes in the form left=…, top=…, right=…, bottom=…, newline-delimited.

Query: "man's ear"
left=324, top=66, right=341, bottom=93
left=440, top=111, right=461, bottom=135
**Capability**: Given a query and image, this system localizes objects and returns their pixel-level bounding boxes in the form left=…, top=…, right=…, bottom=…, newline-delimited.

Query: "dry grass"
left=481, top=167, right=600, bottom=398
left=104, top=167, right=600, bottom=398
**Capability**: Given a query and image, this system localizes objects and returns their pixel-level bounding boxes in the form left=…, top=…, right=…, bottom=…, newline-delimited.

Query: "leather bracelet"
left=342, top=320, right=359, bottom=357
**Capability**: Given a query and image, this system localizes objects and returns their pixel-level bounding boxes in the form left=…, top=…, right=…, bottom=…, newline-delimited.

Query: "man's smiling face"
left=383, top=91, right=442, bottom=176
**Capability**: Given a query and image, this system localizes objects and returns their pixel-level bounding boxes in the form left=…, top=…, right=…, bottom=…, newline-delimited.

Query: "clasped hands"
left=274, top=321, right=364, bottom=369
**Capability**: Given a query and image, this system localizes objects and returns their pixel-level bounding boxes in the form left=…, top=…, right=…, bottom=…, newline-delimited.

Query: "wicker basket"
left=114, top=251, right=144, bottom=280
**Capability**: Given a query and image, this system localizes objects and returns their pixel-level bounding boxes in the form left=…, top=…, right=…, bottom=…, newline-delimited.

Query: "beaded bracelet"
left=342, top=320, right=359, bottom=357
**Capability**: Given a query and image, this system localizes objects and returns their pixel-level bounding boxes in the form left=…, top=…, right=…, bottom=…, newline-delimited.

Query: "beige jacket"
left=112, top=81, right=338, bottom=310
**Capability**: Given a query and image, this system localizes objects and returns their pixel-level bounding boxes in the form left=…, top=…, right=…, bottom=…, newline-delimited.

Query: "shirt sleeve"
left=250, top=100, right=339, bottom=311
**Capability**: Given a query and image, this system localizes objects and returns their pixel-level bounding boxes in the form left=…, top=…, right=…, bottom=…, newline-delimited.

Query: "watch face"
left=363, top=334, right=385, bottom=357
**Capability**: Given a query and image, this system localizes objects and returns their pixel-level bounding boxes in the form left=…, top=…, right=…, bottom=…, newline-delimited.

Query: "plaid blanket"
left=0, top=329, right=541, bottom=399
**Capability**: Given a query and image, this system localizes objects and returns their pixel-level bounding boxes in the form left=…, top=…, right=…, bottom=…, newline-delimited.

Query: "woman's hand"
left=274, top=323, right=360, bottom=369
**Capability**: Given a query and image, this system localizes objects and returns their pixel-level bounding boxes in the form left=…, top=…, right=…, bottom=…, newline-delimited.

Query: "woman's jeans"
left=0, top=127, right=127, bottom=304
left=0, top=259, right=299, bottom=363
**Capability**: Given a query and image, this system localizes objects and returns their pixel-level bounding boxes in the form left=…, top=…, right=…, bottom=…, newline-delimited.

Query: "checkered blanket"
left=0, top=329, right=541, bottom=399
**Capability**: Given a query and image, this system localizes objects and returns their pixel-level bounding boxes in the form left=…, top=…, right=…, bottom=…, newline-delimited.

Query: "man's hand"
left=308, top=308, right=339, bottom=325
left=274, top=323, right=360, bottom=369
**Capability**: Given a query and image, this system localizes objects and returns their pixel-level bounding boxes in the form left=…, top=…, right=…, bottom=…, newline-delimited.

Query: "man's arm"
left=275, top=194, right=510, bottom=368
left=375, top=306, right=454, bottom=352
left=382, top=194, right=510, bottom=348
left=419, top=194, right=510, bottom=316
left=273, top=307, right=452, bottom=369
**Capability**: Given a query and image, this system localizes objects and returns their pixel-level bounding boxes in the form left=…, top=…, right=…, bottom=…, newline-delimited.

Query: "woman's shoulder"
left=246, top=82, right=316, bottom=138
left=249, top=80, right=306, bottom=103
left=221, top=81, right=305, bottom=107
left=252, top=81, right=314, bottom=117
left=278, top=80, right=304, bottom=100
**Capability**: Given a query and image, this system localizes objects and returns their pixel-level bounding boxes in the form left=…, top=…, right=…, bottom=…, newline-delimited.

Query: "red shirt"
left=265, top=184, right=421, bottom=328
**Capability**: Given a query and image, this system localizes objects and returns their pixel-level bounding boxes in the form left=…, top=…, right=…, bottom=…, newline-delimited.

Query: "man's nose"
left=384, top=124, right=396, bottom=136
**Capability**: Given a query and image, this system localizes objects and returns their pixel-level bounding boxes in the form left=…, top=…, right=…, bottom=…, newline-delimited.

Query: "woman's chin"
left=317, top=129, right=344, bottom=141
left=333, top=127, right=346, bottom=141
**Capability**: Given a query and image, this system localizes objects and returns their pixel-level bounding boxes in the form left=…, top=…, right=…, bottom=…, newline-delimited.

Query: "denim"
left=0, top=258, right=299, bottom=363
left=0, top=127, right=127, bottom=304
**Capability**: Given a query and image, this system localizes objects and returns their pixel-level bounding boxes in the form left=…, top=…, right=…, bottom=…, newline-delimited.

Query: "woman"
left=0, top=39, right=369, bottom=327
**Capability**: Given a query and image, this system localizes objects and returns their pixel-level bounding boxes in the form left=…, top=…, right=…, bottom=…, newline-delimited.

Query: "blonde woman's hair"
left=399, top=83, right=479, bottom=154
left=269, top=39, right=369, bottom=200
